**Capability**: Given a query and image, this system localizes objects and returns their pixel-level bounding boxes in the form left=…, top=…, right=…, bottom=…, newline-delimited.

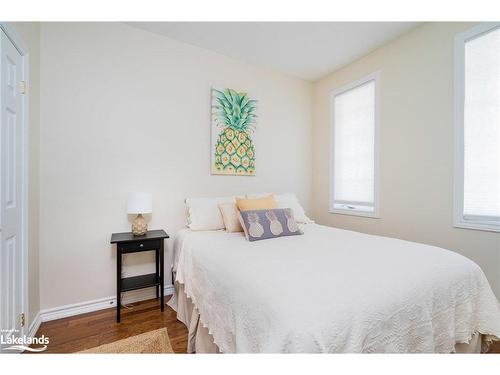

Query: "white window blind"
left=454, top=23, right=500, bottom=231
left=331, top=73, right=379, bottom=216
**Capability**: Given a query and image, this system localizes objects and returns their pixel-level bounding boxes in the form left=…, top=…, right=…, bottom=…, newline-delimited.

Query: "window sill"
left=453, top=220, right=500, bottom=233
left=329, top=208, right=380, bottom=219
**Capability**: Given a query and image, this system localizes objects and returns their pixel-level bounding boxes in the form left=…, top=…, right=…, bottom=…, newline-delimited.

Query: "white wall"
left=312, top=22, right=500, bottom=298
left=39, top=23, right=312, bottom=310
left=9, top=22, right=41, bottom=328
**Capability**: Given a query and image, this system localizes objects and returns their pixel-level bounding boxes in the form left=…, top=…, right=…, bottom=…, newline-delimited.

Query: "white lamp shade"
left=127, top=192, right=152, bottom=214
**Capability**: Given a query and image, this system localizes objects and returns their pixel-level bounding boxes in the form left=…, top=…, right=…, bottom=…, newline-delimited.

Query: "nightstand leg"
left=160, top=241, right=164, bottom=311
left=155, top=248, right=159, bottom=299
left=117, top=249, right=122, bottom=323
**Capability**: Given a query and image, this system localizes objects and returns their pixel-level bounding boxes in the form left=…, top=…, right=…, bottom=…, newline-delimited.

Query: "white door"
left=0, top=28, right=26, bottom=352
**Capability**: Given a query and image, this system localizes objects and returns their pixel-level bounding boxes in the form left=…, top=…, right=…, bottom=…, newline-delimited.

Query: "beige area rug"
left=78, top=328, right=174, bottom=354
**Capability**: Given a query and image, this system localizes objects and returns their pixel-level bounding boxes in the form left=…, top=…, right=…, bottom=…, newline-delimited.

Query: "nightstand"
left=110, top=229, right=169, bottom=323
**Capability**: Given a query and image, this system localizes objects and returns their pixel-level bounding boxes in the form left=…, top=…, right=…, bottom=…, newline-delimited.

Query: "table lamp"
left=127, top=192, right=152, bottom=236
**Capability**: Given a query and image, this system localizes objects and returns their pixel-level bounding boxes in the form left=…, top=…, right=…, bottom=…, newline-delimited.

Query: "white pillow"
left=185, top=196, right=235, bottom=231
left=246, top=193, right=313, bottom=223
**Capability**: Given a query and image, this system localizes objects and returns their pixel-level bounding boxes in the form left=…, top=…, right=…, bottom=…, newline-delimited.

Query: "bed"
left=168, top=223, right=500, bottom=353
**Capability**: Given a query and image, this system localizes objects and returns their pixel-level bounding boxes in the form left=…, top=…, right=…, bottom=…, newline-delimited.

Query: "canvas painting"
left=211, top=87, right=257, bottom=176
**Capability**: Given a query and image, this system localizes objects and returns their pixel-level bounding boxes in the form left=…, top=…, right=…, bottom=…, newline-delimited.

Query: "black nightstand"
left=110, top=229, right=169, bottom=323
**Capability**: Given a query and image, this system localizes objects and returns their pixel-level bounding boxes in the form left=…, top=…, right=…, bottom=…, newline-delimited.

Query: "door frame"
left=0, top=22, right=30, bottom=339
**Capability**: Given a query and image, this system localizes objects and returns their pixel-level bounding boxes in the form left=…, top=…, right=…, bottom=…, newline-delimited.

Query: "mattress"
left=170, top=224, right=500, bottom=353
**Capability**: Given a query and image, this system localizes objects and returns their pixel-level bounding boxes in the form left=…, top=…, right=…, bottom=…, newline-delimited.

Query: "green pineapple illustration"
left=212, top=88, right=257, bottom=175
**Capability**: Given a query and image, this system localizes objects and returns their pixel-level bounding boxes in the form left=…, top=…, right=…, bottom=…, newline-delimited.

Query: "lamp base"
left=132, top=214, right=148, bottom=236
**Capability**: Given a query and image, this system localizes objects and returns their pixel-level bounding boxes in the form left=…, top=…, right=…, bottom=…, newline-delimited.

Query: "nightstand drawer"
left=119, top=239, right=160, bottom=253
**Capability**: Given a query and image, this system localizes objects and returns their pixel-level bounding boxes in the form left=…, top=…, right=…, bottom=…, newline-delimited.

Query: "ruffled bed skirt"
left=168, top=282, right=220, bottom=353
left=168, top=281, right=483, bottom=354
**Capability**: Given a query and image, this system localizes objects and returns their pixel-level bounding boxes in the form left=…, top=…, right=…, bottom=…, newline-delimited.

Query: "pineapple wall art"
left=211, top=88, right=257, bottom=176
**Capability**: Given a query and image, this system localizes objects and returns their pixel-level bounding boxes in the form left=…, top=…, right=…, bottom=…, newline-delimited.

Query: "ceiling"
left=128, top=22, right=421, bottom=81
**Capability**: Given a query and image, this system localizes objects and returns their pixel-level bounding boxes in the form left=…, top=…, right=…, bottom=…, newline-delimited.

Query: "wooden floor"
left=32, top=296, right=500, bottom=354
left=488, top=340, right=500, bottom=354
left=32, top=296, right=187, bottom=353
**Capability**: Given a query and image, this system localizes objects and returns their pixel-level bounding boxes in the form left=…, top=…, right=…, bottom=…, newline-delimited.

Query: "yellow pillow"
left=236, top=194, right=277, bottom=211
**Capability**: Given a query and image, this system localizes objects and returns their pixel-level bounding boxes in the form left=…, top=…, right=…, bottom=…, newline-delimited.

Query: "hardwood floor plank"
left=489, top=341, right=500, bottom=354
left=31, top=297, right=187, bottom=354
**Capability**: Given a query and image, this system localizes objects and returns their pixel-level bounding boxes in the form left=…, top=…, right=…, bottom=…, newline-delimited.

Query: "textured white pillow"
left=276, top=193, right=314, bottom=224
left=185, top=196, right=235, bottom=231
left=246, top=193, right=313, bottom=223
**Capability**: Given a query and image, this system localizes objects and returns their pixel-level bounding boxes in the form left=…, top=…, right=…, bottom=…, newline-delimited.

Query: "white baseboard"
left=36, top=284, right=174, bottom=325
left=28, top=311, right=42, bottom=339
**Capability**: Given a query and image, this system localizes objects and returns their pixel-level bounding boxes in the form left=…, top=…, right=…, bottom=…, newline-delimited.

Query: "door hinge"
left=19, top=81, right=27, bottom=95
left=20, top=313, right=25, bottom=327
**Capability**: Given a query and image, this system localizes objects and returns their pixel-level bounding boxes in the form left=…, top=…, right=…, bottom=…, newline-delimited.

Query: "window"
left=454, top=23, right=500, bottom=232
left=330, top=72, right=379, bottom=217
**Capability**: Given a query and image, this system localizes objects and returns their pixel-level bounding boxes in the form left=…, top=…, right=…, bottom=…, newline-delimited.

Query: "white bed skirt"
left=168, top=282, right=220, bottom=353
left=168, top=281, right=483, bottom=354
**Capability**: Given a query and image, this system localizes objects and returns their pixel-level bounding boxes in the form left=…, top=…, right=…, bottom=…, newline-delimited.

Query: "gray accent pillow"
left=238, top=208, right=303, bottom=241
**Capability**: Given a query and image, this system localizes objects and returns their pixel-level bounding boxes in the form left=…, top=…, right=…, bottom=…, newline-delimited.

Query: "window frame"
left=329, top=71, right=381, bottom=219
left=453, top=22, right=500, bottom=232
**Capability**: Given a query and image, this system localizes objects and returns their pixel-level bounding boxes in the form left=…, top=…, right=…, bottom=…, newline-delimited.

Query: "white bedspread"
left=172, top=224, right=500, bottom=353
